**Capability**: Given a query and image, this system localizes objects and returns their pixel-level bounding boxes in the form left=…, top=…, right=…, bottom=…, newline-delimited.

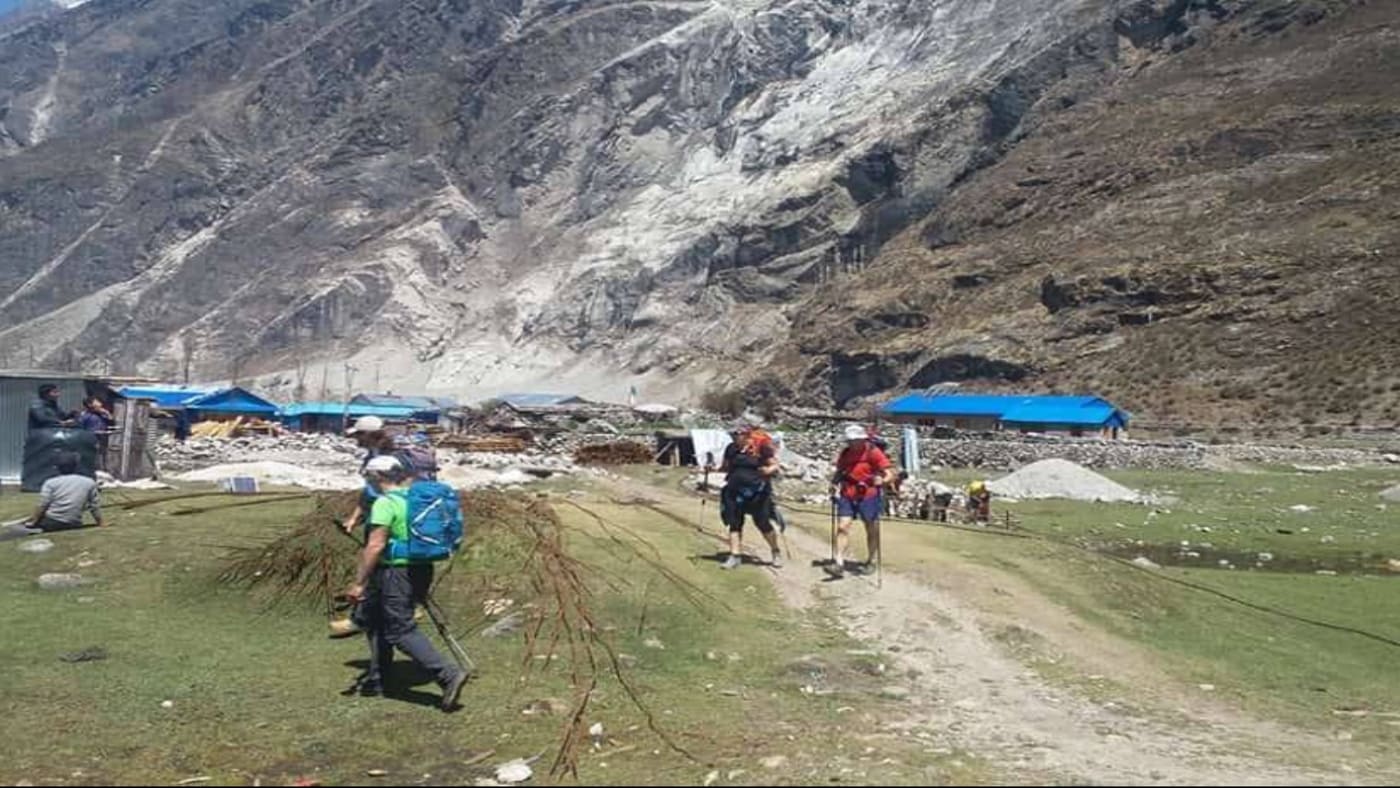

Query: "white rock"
left=702, top=770, right=720, bottom=786
left=18, top=538, right=55, bottom=554
left=495, top=761, right=532, bottom=784
left=760, top=755, right=789, bottom=770
left=1131, top=556, right=1159, bottom=570
left=1289, top=504, right=1315, bottom=513
left=37, top=573, right=86, bottom=590
left=1198, top=684, right=1215, bottom=692
left=161, top=700, right=175, bottom=709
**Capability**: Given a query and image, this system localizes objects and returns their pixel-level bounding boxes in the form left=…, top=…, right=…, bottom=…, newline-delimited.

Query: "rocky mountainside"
left=0, top=0, right=1396, bottom=428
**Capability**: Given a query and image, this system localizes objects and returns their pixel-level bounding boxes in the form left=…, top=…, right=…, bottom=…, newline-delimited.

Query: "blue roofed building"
left=882, top=393, right=1130, bottom=438
left=120, top=385, right=280, bottom=420
left=280, top=401, right=434, bottom=433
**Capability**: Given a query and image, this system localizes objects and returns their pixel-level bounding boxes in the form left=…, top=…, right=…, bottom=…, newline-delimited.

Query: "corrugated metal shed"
left=1, top=371, right=92, bottom=484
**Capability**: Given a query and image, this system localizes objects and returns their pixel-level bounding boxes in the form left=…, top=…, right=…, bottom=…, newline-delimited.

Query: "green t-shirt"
left=369, top=491, right=410, bottom=566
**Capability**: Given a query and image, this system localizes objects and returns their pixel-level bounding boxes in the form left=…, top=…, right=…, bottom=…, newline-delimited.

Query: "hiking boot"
left=342, top=673, right=382, bottom=698
left=328, top=617, right=362, bottom=639
left=720, top=554, right=743, bottom=570
left=770, top=550, right=783, bottom=569
left=440, top=670, right=469, bottom=712
left=827, top=558, right=845, bottom=578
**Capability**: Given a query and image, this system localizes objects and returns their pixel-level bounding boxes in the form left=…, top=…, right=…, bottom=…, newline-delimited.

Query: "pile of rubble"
left=154, top=433, right=361, bottom=473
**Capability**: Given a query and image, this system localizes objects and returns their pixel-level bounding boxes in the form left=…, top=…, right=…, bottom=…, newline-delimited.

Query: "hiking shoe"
left=328, top=617, right=362, bottom=639
left=770, top=550, right=783, bottom=569
left=341, top=673, right=382, bottom=698
left=720, top=554, right=743, bottom=570
left=440, top=670, right=468, bottom=712
left=827, top=559, right=845, bottom=578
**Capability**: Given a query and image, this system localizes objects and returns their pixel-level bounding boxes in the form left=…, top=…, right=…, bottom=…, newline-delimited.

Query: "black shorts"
left=721, top=485, right=773, bottom=534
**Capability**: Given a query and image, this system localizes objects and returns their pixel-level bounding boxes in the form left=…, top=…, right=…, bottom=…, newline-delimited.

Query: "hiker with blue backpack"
left=344, top=455, right=468, bottom=710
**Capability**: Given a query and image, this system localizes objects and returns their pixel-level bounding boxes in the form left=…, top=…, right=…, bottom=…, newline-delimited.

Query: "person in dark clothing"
left=28, top=384, right=77, bottom=429
left=173, top=410, right=192, bottom=442
left=78, top=397, right=114, bottom=434
left=344, top=455, right=467, bottom=710
left=716, top=426, right=783, bottom=570
left=79, top=397, right=115, bottom=470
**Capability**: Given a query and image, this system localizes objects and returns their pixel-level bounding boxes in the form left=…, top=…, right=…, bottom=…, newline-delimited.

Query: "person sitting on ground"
left=718, top=424, right=783, bottom=570
left=829, top=424, right=895, bottom=577
left=27, top=453, right=104, bottom=533
left=28, top=384, right=78, bottom=429
left=344, top=455, right=468, bottom=710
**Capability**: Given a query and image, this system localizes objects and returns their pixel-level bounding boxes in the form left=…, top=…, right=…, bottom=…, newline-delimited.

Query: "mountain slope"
left=0, top=0, right=1396, bottom=428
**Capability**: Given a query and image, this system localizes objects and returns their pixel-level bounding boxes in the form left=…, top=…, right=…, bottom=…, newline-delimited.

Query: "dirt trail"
left=765, top=523, right=1377, bottom=786
left=609, top=476, right=1389, bottom=785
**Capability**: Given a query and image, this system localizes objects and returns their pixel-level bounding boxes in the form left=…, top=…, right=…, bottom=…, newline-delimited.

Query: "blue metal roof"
left=1000, top=399, right=1128, bottom=427
left=183, top=387, right=281, bottom=415
left=119, top=386, right=218, bottom=408
left=501, top=393, right=585, bottom=408
left=882, top=393, right=1128, bottom=426
left=281, top=401, right=424, bottom=418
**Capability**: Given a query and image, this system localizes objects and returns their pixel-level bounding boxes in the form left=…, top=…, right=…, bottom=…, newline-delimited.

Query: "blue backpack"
left=386, top=481, right=464, bottom=563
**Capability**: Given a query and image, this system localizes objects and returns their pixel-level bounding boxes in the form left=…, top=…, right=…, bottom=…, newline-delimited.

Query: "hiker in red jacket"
left=829, top=424, right=895, bottom=577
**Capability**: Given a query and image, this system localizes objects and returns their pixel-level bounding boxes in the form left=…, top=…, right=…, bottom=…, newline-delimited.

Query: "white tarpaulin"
left=901, top=426, right=921, bottom=475
left=690, top=429, right=732, bottom=468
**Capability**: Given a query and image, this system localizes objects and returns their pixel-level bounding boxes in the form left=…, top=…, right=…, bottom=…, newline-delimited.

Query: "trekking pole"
left=829, top=494, right=838, bottom=567
left=423, top=594, right=476, bottom=676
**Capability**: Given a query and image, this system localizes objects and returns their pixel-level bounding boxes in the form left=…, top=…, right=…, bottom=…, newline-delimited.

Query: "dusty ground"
left=615, top=470, right=1399, bottom=786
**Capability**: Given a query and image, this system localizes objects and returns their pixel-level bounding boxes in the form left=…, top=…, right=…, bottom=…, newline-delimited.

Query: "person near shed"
left=27, top=453, right=104, bottom=533
left=829, top=424, right=895, bottom=577
left=343, top=455, right=468, bottom=710
left=717, top=424, right=783, bottom=570
left=79, top=397, right=116, bottom=469
left=28, top=384, right=78, bottom=429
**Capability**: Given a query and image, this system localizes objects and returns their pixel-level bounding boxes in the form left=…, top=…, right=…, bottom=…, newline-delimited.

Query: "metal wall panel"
left=0, top=376, right=88, bottom=484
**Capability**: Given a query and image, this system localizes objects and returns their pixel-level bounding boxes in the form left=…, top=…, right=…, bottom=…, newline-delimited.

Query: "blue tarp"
left=184, top=388, right=280, bottom=416
left=118, top=386, right=217, bottom=408
left=119, top=386, right=280, bottom=416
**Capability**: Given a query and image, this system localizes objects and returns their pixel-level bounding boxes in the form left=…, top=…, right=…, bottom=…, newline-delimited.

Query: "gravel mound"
left=1380, top=484, right=1400, bottom=503
left=987, top=458, right=1147, bottom=503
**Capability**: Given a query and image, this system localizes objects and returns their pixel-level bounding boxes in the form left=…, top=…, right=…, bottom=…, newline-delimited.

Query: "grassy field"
left=774, top=465, right=1400, bottom=753
left=0, top=484, right=979, bottom=787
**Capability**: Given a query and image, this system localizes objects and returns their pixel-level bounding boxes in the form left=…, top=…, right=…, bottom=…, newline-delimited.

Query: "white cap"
left=364, top=455, right=402, bottom=475
left=843, top=424, right=869, bottom=442
left=347, top=415, right=385, bottom=434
